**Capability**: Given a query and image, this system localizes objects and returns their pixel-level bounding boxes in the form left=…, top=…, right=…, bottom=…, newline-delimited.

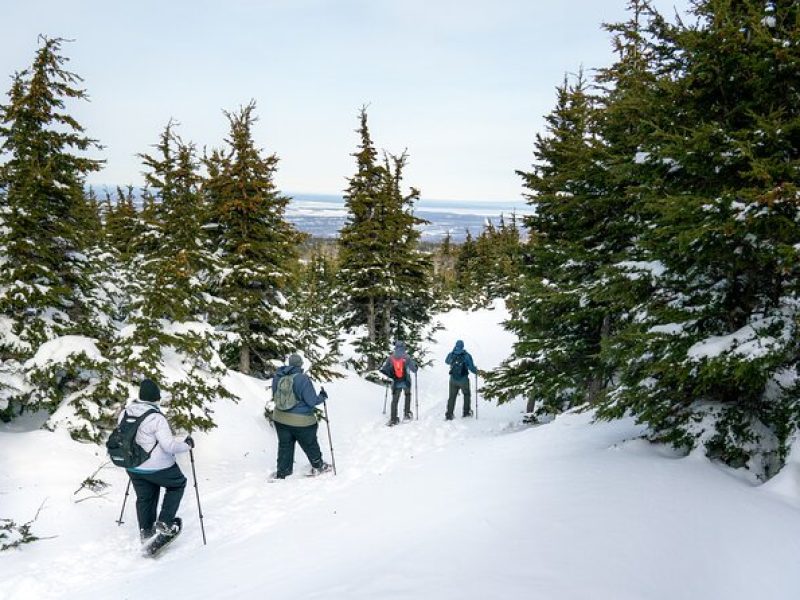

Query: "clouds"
left=1, top=0, right=690, bottom=201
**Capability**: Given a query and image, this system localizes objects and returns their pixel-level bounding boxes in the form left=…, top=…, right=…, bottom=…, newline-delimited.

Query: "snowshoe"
left=142, top=518, right=182, bottom=558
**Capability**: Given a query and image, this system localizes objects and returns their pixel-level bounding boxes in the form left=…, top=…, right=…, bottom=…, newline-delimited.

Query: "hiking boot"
left=403, top=412, right=414, bottom=420
left=155, top=519, right=181, bottom=537
left=445, top=413, right=454, bottom=421
left=310, top=462, right=332, bottom=476
left=462, top=410, right=473, bottom=417
left=140, top=527, right=156, bottom=543
left=388, top=417, right=400, bottom=426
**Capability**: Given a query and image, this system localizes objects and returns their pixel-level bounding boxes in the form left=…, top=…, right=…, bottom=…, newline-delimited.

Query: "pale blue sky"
left=1, top=1, right=689, bottom=203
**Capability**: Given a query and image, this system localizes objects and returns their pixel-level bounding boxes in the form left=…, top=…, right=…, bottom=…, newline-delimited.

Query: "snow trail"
left=3, top=302, right=800, bottom=600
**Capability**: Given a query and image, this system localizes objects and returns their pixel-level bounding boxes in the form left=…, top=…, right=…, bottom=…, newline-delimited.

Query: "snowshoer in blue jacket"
left=270, top=353, right=331, bottom=479
left=445, top=340, right=478, bottom=419
left=380, top=341, right=418, bottom=426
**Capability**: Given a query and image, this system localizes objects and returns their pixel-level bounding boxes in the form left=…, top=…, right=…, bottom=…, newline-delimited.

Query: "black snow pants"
left=128, top=463, right=187, bottom=533
left=274, top=421, right=324, bottom=478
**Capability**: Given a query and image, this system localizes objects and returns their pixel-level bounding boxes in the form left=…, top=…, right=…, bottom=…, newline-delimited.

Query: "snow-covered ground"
left=2, top=304, right=800, bottom=599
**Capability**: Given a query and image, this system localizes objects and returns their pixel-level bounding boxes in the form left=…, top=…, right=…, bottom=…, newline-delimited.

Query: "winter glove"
left=184, top=435, right=195, bottom=448
left=319, top=387, right=328, bottom=401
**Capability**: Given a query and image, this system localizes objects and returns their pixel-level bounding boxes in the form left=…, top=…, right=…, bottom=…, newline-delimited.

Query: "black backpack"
left=106, top=408, right=159, bottom=468
left=449, top=353, right=468, bottom=378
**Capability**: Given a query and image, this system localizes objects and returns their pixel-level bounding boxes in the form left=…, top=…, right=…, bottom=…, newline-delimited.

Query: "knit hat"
left=454, top=340, right=464, bottom=351
left=393, top=341, right=406, bottom=357
left=288, top=353, right=303, bottom=367
left=139, top=378, right=161, bottom=403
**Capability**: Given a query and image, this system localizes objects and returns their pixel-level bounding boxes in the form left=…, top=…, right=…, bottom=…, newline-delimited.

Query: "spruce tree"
left=289, top=246, right=344, bottom=381
left=204, top=101, right=302, bottom=377
left=338, top=108, right=433, bottom=369
left=380, top=152, right=436, bottom=360
left=484, top=0, right=667, bottom=418
left=118, top=122, right=230, bottom=432
left=598, top=0, right=800, bottom=477
left=482, top=71, right=613, bottom=413
left=337, top=108, right=393, bottom=369
left=452, top=230, right=480, bottom=307
left=0, top=36, right=118, bottom=435
left=103, top=186, right=146, bottom=258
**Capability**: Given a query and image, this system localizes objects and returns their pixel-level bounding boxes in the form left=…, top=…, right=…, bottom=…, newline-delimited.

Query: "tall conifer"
left=599, top=0, right=800, bottom=476
left=338, top=108, right=433, bottom=369
left=0, top=37, right=116, bottom=434
left=205, top=101, right=302, bottom=377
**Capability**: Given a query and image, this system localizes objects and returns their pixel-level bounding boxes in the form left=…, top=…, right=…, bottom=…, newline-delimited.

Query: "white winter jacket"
left=118, top=401, right=191, bottom=472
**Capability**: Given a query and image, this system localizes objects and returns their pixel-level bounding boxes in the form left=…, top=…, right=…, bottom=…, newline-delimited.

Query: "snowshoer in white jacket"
left=119, top=378, right=193, bottom=543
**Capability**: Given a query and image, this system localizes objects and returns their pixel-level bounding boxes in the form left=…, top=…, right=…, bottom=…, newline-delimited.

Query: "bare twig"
left=32, top=498, right=47, bottom=522
left=74, top=461, right=111, bottom=496
left=74, top=493, right=109, bottom=504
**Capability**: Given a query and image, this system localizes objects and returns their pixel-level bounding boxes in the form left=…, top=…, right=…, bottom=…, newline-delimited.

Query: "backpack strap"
left=129, top=408, right=161, bottom=459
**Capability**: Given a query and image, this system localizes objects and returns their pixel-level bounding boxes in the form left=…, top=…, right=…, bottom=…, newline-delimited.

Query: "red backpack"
left=390, top=356, right=405, bottom=379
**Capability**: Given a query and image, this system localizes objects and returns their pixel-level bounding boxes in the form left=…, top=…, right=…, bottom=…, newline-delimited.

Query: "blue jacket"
left=271, top=365, right=324, bottom=415
left=445, top=340, right=477, bottom=383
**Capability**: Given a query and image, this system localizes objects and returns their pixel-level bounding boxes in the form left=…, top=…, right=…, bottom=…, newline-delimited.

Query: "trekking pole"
left=189, top=448, right=207, bottom=545
left=475, top=372, right=479, bottom=420
left=382, top=384, right=388, bottom=415
left=323, top=399, right=337, bottom=475
left=116, top=479, right=131, bottom=525
left=415, top=372, right=419, bottom=420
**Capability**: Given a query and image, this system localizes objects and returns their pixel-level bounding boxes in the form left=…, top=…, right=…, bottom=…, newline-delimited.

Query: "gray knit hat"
left=288, top=354, right=303, bottom=367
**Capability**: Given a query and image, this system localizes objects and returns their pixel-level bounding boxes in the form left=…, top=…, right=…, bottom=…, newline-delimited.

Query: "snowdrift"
left=2, top=304, right=800, bottom=600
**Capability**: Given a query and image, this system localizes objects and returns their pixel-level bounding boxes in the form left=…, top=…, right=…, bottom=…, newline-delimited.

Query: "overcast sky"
left=1, top=0, right=690, bottom=203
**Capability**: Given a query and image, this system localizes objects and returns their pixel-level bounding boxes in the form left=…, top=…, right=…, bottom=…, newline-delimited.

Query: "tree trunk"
left=239, top=343, right=251, bottom=375
left=367, top=297, right=376, bottom=370
left=585, top=313, right=611, bottom=404
left=382, top=301, right=392, bottom=347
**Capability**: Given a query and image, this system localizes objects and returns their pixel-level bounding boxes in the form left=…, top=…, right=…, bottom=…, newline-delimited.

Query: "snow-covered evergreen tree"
left=598, top=0, right=800, bottom=477
left=204, top=101, right=302, bottom=378
left=337, top=108, right=434, bottom=369
left=483, top=71, right=614, bottom=415
left=0, top=37, right=124, bottom=437
left=289, top=246, right=344, bottom=381
left=117, top=122, right=230, bottom=432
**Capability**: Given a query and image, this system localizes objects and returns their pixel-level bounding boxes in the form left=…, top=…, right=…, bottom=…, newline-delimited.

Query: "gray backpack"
left=274, top=374, right=298, bottom=410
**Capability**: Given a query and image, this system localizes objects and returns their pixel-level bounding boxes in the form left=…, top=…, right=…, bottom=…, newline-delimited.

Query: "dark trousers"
left=446, top=379, right=472, bottom=418
left=128, top=464, right=187, bottom=533
left=390, top=387, right=412, bottom=420
left=275, top=421, right=323, bottom=477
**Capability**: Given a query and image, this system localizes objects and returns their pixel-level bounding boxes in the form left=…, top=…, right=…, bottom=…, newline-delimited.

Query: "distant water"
left=288, top=193, right=531, bottom=242
left=96, top=186, right=530, bottom=243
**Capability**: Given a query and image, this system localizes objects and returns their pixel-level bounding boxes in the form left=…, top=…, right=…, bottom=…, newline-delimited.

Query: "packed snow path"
left=2, top=304, right=800, bottom=599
